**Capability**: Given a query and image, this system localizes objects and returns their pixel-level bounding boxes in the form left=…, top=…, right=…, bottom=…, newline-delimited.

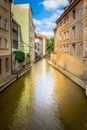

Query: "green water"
left=0, top=59, right=87, bottom=130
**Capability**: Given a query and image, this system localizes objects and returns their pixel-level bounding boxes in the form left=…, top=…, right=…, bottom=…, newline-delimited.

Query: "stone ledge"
left=48, top=60, right=86, bottom=90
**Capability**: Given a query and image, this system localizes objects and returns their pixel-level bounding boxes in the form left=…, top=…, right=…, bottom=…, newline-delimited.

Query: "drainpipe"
left=10, top=2, right=13, bottom=75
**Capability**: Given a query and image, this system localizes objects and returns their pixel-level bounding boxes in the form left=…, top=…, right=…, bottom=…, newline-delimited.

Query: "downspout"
left=10, top=2, right=13, bottom=75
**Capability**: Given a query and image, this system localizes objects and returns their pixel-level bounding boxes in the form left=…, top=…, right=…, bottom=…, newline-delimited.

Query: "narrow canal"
left=0, top=59, right=87, bottom=130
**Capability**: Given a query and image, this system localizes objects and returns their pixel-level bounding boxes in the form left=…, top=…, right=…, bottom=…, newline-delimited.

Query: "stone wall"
left=53, top=0, right=87, bottom=82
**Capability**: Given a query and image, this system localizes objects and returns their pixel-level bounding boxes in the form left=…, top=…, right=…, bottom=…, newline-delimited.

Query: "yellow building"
left=12, top=4, right=35, bottom=63
left=51, top=0, right=87, bottom=88
left=0, top=0, right=12, bottom=80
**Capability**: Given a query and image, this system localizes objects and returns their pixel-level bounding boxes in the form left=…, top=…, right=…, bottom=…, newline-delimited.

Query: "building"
left=12, top=18, right=21, bottom=72
left=12, top=4, right=35, bottom=63
left=35, top=34, right=47, bottom=60
left=51, top=0, right=87, bottom=87
left=0, top=0, right=12, bottom=80
left=29, top=8, right=35, bottom=63
left=12, top=18, right=21, bottom=52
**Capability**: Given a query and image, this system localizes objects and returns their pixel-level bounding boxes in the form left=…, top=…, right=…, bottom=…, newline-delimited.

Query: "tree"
left=13, top=51, right=25, bottom=63
left=46, top=37, right=54, bottom=54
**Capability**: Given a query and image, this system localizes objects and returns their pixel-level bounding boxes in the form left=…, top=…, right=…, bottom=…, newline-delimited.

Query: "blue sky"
left=14, top=0, right=69, bottom=37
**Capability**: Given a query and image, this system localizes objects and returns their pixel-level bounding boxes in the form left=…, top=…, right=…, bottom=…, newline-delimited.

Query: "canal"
left=0, top=59, right=87, bottom=130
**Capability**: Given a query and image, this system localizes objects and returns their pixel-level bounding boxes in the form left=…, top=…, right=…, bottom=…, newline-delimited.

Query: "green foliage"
left=26, top=52, right=30, bottom=58
left=46, top=37, right=54, bottom=53
left=13, top=51, right=25, bottom=63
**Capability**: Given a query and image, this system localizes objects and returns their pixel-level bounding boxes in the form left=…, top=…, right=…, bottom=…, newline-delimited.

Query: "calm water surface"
left=0, top=59, right=87, bottom=130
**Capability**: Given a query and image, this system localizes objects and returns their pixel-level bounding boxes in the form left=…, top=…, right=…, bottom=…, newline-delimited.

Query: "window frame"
left=4, top=39, right=8, bottom=48
left=4, top=19, right=8, bottom=30
left=72, top=26, right=76, bottom=37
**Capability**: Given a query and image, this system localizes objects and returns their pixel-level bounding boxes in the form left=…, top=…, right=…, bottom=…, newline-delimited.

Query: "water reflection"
left=0, top=59, right=87, bottom=130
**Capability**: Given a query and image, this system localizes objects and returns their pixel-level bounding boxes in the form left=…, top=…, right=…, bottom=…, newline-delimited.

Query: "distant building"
left=0, top=0, right=12, bottom=80
left=51, top=0, right=87, bottom=85
left=35, top=34, right=47, bottom=60
left=12, top=4, right=35, bottom=62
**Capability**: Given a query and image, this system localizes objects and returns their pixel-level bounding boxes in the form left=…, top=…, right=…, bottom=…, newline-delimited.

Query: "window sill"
left=0, top=48, right=9, bottom=50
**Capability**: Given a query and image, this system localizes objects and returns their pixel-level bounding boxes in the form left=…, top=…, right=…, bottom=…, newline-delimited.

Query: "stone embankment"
left=0, top=66, right=31, bottom=93
left=48, top=60, right=87, bottom=96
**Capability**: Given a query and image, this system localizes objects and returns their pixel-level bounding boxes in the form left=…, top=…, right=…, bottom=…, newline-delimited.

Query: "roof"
left=37, top=34, right=48, bottom=39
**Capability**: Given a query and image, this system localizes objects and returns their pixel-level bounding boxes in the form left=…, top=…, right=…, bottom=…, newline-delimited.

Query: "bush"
left=26, top=52, right=30, bottom=58
left=13, top=51, right=25, bottom=63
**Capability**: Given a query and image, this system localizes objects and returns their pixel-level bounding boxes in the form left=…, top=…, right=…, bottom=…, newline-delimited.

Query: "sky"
left=14, top=0, right=69, bottom=38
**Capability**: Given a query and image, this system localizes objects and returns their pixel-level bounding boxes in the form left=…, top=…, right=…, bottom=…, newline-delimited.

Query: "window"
left=4, top=0, right=7, bottom=9
left=64, top=32, right=66, bottom=40
left=72, top=9, right=75, bottom=19
left=0, top=59, right=2, bottom=74
left=4, top=39, right=8, bottom=48
left=63, top=46, right=66, bottom=53
left=0, top=38, right=2, bottom=48
left=0, top=17, right=2, bottom=27
left=66, top=31, right=69, bottom=39
left=72, top=44, right=75, bottom=55
left=72, top=26, right=76, bottom=37
left=6, top=58, right=9, bottom=72
left=66, top=45, right=69, bottom=53
left=4, top=19, right=8, bottom=30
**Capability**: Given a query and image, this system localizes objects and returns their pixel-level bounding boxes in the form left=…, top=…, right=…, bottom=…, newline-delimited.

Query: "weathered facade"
left=51, top=0, right=87, bottom=85
left=0, top=0, right=12, bottom=80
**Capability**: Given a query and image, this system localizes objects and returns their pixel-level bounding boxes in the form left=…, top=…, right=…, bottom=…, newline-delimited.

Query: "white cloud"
left=33, top=19, right=42, bottom=25
left=40, top=31, right=54, bottom=38
left=33, top=9, right=63, bottom=38
left=41, top=0, right=69, bottom=10
left=42, top=9, right=63, bottom=28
